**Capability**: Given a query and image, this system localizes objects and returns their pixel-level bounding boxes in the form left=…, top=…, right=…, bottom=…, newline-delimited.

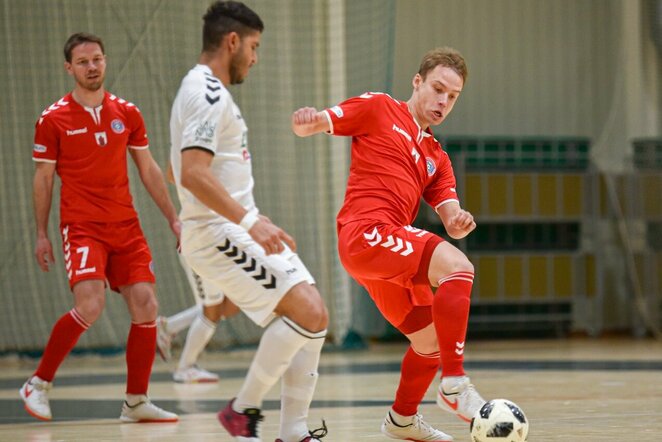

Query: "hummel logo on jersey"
left=392, top=124, right=412, bottom=142
left=455, top=341, right=465, bottom=356
left=205, top=76, right=221, bottom=105
left=363, top=227, right=414, bottom=256
left=66, top=128, right=88, bottom=136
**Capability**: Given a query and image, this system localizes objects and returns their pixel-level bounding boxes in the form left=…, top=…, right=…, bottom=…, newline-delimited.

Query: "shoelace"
left=412, top=414, right=436, bottom=435
left=244, top=408, right=264, bottom=437
left=461, top=384, right=484, bottom=406
left=30, top=381, right=51, bottom=406
left=307, top=419, right=328, bottom=440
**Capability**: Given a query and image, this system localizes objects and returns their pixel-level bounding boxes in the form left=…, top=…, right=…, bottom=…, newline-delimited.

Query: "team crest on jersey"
left=195, top=121, right=216, bottom=143
left=95, top=131, right=108, bottom=147
left=111, top=119, right=125, bottom=134
left=426, top=157, right=436, bottom=176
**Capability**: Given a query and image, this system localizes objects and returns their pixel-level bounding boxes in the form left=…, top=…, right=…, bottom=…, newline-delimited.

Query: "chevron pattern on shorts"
left=216, top=239, right=277, bottom=290
left=362, top=227, right=414, bottom=256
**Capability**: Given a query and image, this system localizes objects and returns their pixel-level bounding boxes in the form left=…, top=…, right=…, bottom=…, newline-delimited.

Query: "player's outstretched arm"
left=130, top=148, right=181, bottom=240
left=436, top=201, right=476, bottom=240
left=291, top=107, right=330, bottom=137
left=33, top=161, right=56, bottom=271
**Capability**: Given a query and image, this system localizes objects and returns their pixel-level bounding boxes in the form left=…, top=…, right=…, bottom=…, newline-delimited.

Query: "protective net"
left=0, top=0, right=396, bottom=352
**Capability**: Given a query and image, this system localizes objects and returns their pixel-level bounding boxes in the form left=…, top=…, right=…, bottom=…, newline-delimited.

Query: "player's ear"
left=64, top=61, right=73, bottom=76
left=227, top=32, right=240, bottom=53
left=412, top=73, right=422, bottom=90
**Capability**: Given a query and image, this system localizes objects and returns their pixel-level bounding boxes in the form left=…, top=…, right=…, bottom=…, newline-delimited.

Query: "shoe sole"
left=173, top=377, right=219, bottom=384
left=119, top=416, right=179, bottom=423
left=19, top=388, right=52, bottom=421
left=382, top=429, right=453, bottom=441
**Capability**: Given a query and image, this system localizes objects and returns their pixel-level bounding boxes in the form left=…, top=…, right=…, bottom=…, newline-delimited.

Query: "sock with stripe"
left=178, top=313, right=217, bottom=370
left=279, top=321, right=326, bottom=442
left=234, top=317, right=310, bottom=411
left=126, top=321, right=156, bottom=394
left=35, top=309, right=90, bottom=382
left=433, top=272, right=474, bottom=377
left=392, top=346, right=441, bottom=417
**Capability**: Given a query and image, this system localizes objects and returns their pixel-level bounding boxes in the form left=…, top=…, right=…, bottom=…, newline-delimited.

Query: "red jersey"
left=33, top=92, right=149, bottom=224
left=324, top=92, right=459, bottom=228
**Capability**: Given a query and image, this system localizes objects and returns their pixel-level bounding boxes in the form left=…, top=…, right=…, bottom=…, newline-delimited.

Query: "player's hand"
left=448, top=209, right=476, bottom=235
left=292, top=107, right=321, bottom=125
left=170, top=218, right=182, bottom=243
left=291, top=107, right=327, bottom=137
left=248, top=219, right=297, bottom=255
left=35, top=236, right=55, bottom=272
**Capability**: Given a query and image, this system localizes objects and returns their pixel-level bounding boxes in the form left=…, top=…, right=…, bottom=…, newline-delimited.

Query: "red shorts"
left=60, top=218, right=155, bottom=292
left=338, top=221, right=443, bottom=330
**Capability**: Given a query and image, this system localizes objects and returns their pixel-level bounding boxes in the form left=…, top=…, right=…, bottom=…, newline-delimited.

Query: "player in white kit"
left=169, top=2, right=328, bottom=441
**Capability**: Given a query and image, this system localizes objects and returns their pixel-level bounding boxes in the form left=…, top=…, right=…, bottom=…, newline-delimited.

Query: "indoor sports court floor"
left=0, top=338, right=661, bottom=441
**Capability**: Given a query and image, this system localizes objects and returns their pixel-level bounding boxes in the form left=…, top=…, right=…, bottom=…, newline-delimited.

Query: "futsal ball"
left=470, top=399, right=529, bottom=442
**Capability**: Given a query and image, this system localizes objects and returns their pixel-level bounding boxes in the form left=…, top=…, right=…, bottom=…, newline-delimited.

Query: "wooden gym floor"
left=0, top=337, right=661, bottom=441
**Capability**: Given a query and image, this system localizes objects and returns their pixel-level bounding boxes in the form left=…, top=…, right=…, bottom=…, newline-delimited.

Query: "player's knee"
left=277, top=284, right=328, bottom=332
left=131, top=291, right=159, bottom=318
left=448, top=255, right=474, bottom=274
left=75, top=299, right=104, bottom=324
left=308, top=299, right=329, bottom=331
left=203, top=304, right=224, bottom=323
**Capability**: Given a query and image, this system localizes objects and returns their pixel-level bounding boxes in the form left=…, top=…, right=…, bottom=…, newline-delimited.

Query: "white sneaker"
left=381, top=411, right=453, bottom=441
left=120, top=395, right=179, bottom=423
left=19, top=376, right=52, bottom=421
left=156, top=316, right=172, bottom=362
left=173, top=365, right=219, bottom=383
left=437, top=376, right=486, bottom=423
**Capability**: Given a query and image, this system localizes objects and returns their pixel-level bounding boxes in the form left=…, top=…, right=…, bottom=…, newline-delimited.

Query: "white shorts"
left=181, top=222, right=315, bottom=327
left=178, top=252, right=225, bottom=307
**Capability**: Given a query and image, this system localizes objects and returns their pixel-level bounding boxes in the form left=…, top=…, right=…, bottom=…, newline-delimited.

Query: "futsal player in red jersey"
left=292, top=47, right=486, bottom=441
left=20, top=32, right=180, bottom=423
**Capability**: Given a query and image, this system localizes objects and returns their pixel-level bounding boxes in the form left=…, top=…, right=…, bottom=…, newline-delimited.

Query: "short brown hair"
left=63, top=32, right=105, bottom=62
left=418, top=47, right=468, bottom=84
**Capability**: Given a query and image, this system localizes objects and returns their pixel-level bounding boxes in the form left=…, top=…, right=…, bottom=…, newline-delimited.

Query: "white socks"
left=279, top=326, right=326, bottom=442
left=178, top=313, right=217, bottom=370
left=234, top=317, right=325, bottom=415
left=166, top=304, right=202, bottom=335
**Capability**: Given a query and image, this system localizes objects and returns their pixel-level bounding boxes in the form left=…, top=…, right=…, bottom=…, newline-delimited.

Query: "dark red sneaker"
left=274, top=420, right=328, bottom=442
left=218, top=398, right=264, bottom=440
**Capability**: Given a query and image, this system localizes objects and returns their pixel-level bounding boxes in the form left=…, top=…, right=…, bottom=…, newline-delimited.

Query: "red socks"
left=433, top=272, right=474, bottom=377
left=125, top=321, right=156, bottom=394
left=392, top=347, right=440, bottom=416
left=35, top=309, right=89, bottom=381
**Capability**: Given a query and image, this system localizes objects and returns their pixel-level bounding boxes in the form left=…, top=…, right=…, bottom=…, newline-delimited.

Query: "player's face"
left=65, top=43, right=106, bottom=92
left=229, top=32, right=261, bottom=85
left=412, top=65, right=463, bottom=128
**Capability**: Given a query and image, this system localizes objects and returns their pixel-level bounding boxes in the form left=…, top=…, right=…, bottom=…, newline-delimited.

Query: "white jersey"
left=170, top=64, right=257, bottom=227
